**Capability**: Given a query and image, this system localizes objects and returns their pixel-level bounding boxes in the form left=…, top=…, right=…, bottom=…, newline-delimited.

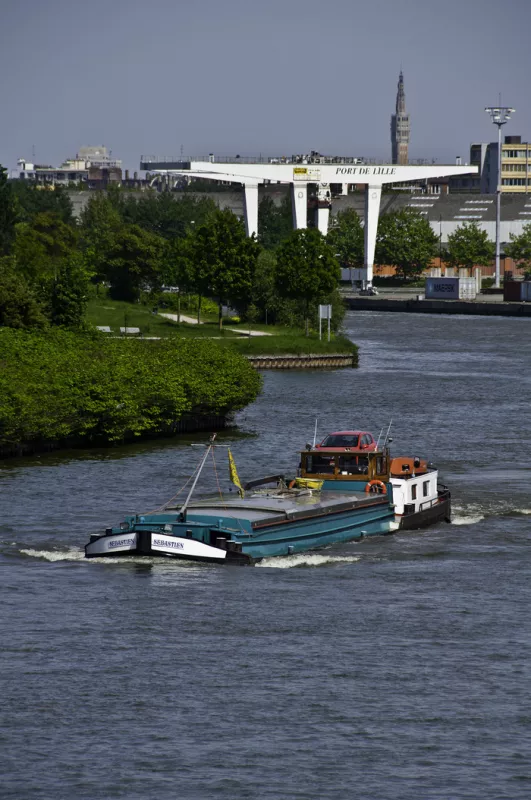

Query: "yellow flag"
left=228, top=449, right=244, bottom=497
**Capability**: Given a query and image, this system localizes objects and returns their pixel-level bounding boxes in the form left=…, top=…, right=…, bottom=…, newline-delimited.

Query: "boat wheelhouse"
left=297, top=447, right=450, bottom=530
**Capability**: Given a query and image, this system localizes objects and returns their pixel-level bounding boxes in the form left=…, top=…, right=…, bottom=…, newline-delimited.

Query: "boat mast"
left=179, top=434, right=217, bottom=521
left=381, top=419, right=393, bottom=450
left=312, top=418, right=318, bottom=447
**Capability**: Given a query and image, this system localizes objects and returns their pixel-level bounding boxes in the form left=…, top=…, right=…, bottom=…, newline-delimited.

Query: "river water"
left=1, top=312, right=531, bottom=800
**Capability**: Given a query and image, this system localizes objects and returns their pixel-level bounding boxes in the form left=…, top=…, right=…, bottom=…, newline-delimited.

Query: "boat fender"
left=289, top=480, right=297, bottom=489
left=365, top=480, right=387, bottom=495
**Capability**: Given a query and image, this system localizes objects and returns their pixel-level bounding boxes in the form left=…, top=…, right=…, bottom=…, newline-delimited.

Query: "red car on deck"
left=315, top=431, right=377, bottom=452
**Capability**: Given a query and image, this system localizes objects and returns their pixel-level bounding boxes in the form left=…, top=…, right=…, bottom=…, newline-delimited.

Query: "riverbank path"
left=159, top=312, right=272, bottom=335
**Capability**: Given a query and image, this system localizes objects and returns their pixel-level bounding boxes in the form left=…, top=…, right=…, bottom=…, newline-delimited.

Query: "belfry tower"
left=391, top=70, right=410, bottom=165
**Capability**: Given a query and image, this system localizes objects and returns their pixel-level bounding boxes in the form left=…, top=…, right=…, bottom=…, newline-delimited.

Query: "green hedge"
left=0, top=329, right=262, bottom=450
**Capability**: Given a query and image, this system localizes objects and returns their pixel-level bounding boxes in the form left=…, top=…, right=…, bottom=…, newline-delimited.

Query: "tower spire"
left=391, top=69, right=410, bottom=165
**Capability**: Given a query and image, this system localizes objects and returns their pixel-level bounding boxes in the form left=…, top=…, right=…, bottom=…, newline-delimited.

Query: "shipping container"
left=425, top=277, right=476, bottom=301
left=503, top=281, right=524, bottom=302
left=459, top=277, right=477, bottom=300
left=425, top=277, right=459, bottom=300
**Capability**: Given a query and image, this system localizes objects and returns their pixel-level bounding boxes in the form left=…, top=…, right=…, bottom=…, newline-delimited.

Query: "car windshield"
left=320, top=434, right=359, bottom=447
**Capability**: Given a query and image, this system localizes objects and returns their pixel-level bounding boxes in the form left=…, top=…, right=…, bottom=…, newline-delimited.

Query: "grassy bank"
left=86, top=295, right=358, bottom=358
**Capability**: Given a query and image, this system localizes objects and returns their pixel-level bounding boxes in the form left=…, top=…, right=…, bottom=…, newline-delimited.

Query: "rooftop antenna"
left=32, top=144, right=36, bottom=162
left=180, top=143, right=184, bottom=159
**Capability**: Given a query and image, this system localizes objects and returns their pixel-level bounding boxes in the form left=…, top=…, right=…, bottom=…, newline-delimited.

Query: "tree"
left=161, top=236, right=196, bottom=323
left=505, top=223, right=531, bottom=276
left=0, top=257, right=47, bottom=329
left=258, top=195, right=293, bottom=250
left=120, top=191, right=217, bottom=240
left=11, top=181, right=74, bottom=225
left=275, top=228, right=340, bottom=335
left=48, top=255, right=89, bottom=329
left=106, top=224, right=166, bottom=301
left=79, top=193, right=122, bottom=284
left=0, top=165, right=17, bottom=255
left=248, top=250, right=279, bottom=322
left=13, top=212, right=79, bottom=304
left=444, top=221, right=494, bottom=274
left=376, top=208, right=438, bottom=280
left=188, top=209, right=260, bottom=329
left=327, top=208, right=364, bottom=270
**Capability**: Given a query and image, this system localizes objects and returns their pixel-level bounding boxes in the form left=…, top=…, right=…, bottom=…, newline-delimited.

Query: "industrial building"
left=13, top=146, right=122, bottom=189
left=450, top=136, right=531, bottom=194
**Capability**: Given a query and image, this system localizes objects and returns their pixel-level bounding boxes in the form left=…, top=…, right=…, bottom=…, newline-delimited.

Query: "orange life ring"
left=365, top=479, right=387, bottom=495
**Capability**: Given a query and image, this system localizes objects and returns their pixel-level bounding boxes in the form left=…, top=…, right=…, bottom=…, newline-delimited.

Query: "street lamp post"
left=485, top=105, right=515, bottom=288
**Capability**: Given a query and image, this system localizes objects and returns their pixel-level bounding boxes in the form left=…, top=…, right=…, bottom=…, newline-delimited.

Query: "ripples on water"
left=1, top=312, right=531, bottom=799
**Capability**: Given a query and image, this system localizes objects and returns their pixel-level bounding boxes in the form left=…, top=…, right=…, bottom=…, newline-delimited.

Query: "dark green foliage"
left=11, top=181, right=74, bottom=224
left=13, top=212, right=79, bottom=284
left=0, top=258, right=48, bottom=329
left=504, top=223, right=531, bottom=273
left=47, top=256, right=89, bottom=329
left=327, top=208, right=364, bottom=268
left=444, top=222, right=494, bottom=272
left=79, top=193, right=122, bottom=283
left=0, top=329, right=262, bottom=449
left=106, top=224, right=166, bottom=301
left=117, top=191, right=217, bottom=239
left=258, top=195, right=293, bottom=250
left=275, top=228, right=341, bottom=334
left=0, top=165, right=17, bottom=255
left=376, top=208, right=438, bottom=279
left=246, top=250, right=279, bottom=321
left=188, top=209, right=261, bottom=327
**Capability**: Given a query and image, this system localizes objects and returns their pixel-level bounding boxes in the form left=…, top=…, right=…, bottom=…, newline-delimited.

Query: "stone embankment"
left=246, top=354, right=355, bottom=369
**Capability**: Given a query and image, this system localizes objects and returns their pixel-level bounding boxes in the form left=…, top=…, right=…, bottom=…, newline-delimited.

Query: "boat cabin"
left=389, top=457, right=439, bottom=517
left=300, top=449, right=390, bottom=482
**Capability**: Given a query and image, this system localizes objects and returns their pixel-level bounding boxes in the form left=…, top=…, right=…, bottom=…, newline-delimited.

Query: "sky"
left=1, top=0, right=530, bottom=173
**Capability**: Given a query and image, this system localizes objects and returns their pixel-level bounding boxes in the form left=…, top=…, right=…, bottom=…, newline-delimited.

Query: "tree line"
left=325, top=204, right=531, bottom=280
left=3, top=166, right=531, bottom=337
left=0, top=167, right=344, bottom=335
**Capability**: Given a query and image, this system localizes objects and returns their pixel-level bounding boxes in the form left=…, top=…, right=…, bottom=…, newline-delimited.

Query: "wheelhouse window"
left=411, top=484, right=417, bottom=500
left=423, top=480, right=430, bottom=497
left=304, top=454, right=336, bottom=475
left=338, top=455, right=368, bottom=475
left=374, top=455, right=387, bottom=476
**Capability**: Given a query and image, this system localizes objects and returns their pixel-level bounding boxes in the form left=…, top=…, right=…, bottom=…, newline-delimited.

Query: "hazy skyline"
left=2, top=0, right=530, bottom=173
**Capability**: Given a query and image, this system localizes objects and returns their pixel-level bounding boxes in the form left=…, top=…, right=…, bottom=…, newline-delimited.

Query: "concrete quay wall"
left=344, top=297, right=531, bottom=317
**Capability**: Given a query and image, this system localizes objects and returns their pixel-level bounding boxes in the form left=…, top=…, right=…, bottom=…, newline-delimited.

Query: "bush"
left=0, top=329, right=262, bottom=451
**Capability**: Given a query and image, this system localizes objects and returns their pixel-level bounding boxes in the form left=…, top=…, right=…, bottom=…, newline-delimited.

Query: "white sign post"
left=319, top=304, right=332, bottom=342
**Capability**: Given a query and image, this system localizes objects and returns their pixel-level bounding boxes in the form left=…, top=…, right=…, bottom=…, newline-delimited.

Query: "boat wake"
left=20, top=548, right=86, bottom=561
left=256, top=553, right=360, bottom=569
left=451, top=512, right=485, bottom=526
left=18, top=548, right=199, bottom=566
left=451, top=503, right=531, bottom=526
